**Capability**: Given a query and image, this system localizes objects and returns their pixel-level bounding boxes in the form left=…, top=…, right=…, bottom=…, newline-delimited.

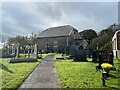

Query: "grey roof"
left=37, top=25, right=77, bottom=38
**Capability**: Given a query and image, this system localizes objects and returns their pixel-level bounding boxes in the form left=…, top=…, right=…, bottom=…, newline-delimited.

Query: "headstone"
left=16, top=43, right=20, bottom=58
left=24, top=50, right=26, bottom=58
left=69, top=44, right=76, bottom=57
left=66, top=47, right=69, bottom=55
left=39, top=49, right=42, bottom=58
left=7, top=46, right=10, bottom=54
left=31, top=46, right=33, bottom=54
left=98, top=51, right=113, bottom=66
left=9, top=44, right=38, bottom=63
left=0, top=44, right=16, bottom=58
left=11, top=45, right=16, bottom=58
left=92, top=50, right=99, bottom=62
left=31, top=44, right=38, bottom=59
left=9, top=58, right=37, bottom=63
left=74, top=46, right=87, bottom=62
left=28, top=49, right=30, bottom=58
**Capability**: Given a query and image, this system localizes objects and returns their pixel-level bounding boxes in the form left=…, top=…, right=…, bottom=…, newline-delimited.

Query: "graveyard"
left=0, top=53, right=49, bottom=89
left=0, top=42, right=120, bottom=89
left=2, top=1, right=120, bottom=89
left=1, top=25, right=120, bottom=89
left=55, top=54, right=120, bottom=88
left=0, top=51, right=120, bottom=89
left=0, top=41, right=120, bottom=89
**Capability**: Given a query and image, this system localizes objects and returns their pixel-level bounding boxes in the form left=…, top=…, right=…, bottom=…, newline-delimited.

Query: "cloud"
left=118, top=1, right=120, bottom=24
left=55, top=2, right=118, bottom=30
left=2, top=2, right=118, bottom=42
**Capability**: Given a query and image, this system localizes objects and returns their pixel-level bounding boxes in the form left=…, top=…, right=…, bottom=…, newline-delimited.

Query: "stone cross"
left=16, top=43, right=20, bottom=58
left=31, top=44, right=38, bottom=59
left=34, top=44, right=38, bottom=55
left=7, top=45, right=10, bottom=54
left=28, top=49, right=30, bottom=58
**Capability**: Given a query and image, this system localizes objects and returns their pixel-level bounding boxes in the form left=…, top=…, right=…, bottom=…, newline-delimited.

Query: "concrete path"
left=18, top=54, right=60, bottom=89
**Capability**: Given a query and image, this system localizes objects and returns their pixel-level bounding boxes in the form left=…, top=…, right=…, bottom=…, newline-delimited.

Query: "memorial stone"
left=16, top=43, right=20, bottom=58
left=98, top=51, right=113, bottom=67
left=31, top=44, right=38, bottom=59
left=92, top=50, right=99, bottom=62
left=74, top=46, right=87, bottom=62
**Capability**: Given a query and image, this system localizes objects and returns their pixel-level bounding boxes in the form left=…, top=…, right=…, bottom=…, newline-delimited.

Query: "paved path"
left=18, top=54, right=60, bottom=89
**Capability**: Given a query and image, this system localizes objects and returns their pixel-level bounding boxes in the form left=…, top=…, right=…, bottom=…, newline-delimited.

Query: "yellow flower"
left=101, top=63, right=113, bottom=69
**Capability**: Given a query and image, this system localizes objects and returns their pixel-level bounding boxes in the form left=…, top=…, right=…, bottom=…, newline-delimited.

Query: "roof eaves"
left=37, top=35, right=68, bottom=39
left=68, top=27, right=73, bottom=36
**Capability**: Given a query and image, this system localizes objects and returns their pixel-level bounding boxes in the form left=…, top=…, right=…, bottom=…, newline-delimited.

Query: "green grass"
left=55, top=54, right=120, bottom=88
left=0, top=53, right=49, bottom=89
left=55, top=53, right=70, bottom=59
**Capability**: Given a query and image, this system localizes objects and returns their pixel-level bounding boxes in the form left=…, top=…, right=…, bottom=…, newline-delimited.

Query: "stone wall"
left=37, top=36, right=68, bottom=53
left=37, top=29, right=80, bottom=53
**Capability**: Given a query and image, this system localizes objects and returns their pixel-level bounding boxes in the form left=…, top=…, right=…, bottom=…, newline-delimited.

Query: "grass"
left=0, top=53, right=49, bottom=89
left=55, top=53, right=70, bottom=59
left=55, top=54, right=120, bottom=88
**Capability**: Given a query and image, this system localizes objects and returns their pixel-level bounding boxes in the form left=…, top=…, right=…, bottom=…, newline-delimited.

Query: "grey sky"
left=1, top=2, right=118, bottom=42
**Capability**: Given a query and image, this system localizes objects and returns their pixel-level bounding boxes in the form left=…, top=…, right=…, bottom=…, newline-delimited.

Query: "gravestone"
left=6, top=46, right=10, bottom=54
left=31, top=44, right=38, bottom=59
left=69, top=45, right=75, bottom=57
left=11, top=45, right=15, bottom=54
left=23, top=50, right=26, bottom=58
left=11, top=44, right=16, bottom=58
left=66, top=47, right=70, bottom=55
left=38, top=49, right=42, bottom=58
left=16, top=43, right=20, bottom=58
left=9, top=58, right=37, bottom=63
left=92, top=50, right=99, bottom=62
left=3, top=45, right=9, bottom=55
left=0, top=45, right=14, bottom=58
left=28, top=49, right=30, bottom=58
left=98, top=51, right=113, bottom=67
left=74, top=45, right=87, bottom=62
left=9, top=44, right=38, bottom=63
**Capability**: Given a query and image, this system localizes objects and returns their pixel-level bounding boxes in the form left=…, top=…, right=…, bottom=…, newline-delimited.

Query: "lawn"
left=55, top=54, right=120, bottom=88
left=0, top=53, right=49, bottom=89
left=55, top=53, right=70, bottom=59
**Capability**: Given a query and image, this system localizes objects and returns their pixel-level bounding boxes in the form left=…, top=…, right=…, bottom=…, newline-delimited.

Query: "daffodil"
left=101, top=63, right=113, bottom=69
left=101, top=63, right=113, bottom=76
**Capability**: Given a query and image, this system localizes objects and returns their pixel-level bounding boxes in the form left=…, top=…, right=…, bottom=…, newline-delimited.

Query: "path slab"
left=18, top=54, right=60, bottom=89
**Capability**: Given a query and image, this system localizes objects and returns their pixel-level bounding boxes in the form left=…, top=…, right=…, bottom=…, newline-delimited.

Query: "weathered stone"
left=74, top=49, right=87, bottom=62
left=9, top=58, right=37, bottom=63
left=31, top=44, right=38, bottom=59
left=98, top=51, right=113, bottom=66
left=92, top=50, right=114, bottom=67
left=92, top=50, right=99, bottom=62
left=16, top=43, right=20, bottom=58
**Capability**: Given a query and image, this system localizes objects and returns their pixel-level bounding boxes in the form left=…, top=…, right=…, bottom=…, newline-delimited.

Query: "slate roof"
left=37, top=25, right=77, bottom=38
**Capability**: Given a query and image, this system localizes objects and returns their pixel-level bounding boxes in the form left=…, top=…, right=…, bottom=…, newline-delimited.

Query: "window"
left=54, top=39, right=58, bottom=44
left=45, top=39, right=49, bottom=48
left=54, top=45, right=58, bottom=47
left=54, top=39, right=58, bottom=48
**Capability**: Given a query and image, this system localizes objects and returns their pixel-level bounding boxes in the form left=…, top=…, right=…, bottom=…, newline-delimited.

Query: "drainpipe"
left=66, top=36, right=69, bottom=55
left=67, top=36, right=69, bottom=47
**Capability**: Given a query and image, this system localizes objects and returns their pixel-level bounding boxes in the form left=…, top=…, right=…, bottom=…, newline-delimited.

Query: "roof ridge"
left=38, top=25, right=77, bottom=38
left=46, top=25, right=72, bottom=30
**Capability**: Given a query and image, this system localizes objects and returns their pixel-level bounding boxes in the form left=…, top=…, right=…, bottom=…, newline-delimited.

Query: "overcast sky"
left=1, top=2, right=118, bottom=42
